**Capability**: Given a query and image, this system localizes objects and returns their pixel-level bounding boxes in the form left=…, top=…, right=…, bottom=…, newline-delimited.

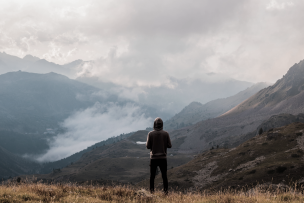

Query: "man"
left=146, top=117, right=172, bottom=194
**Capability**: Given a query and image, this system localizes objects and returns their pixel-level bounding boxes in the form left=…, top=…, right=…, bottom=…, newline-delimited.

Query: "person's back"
left=146, top=117, right=172, bottom=194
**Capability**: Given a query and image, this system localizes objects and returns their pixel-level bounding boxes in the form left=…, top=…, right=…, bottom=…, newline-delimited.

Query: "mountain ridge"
left=164, top=82, right=270, bottom=130
left=172, top=59, right=304, bottom=154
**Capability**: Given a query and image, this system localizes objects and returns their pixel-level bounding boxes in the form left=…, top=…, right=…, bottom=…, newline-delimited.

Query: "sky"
left=1, top=0, right=304, bottom=86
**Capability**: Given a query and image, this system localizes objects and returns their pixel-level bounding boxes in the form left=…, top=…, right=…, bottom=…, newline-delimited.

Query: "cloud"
left=266, top=0, right=294, bottom=10
left=1, top=0, right=304, bottom=84
left=35, top=102, right=152, bottom=162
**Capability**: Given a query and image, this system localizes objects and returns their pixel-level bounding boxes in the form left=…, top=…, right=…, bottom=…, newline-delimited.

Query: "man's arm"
left=146, top=133, right=152, bottom=149
left=167, top=133, right=172, bottom=148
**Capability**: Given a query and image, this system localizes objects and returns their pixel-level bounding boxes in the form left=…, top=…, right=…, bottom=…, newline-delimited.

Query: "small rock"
left=135, top=189, right=153, bottom=197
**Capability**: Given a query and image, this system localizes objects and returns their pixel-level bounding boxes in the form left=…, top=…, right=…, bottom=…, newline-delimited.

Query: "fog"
left=35, top=102, right=152, bottom=162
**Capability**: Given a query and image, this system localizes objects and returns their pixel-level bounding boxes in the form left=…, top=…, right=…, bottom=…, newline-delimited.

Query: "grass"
left=1, top=181, right=304, bottom=203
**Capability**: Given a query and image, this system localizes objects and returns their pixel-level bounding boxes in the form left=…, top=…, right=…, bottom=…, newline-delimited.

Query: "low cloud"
left=35, top=102, right=152, bottom=162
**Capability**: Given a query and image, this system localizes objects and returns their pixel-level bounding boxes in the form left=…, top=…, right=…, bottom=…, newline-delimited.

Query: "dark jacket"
left=146, top=117, right=172, bottom=159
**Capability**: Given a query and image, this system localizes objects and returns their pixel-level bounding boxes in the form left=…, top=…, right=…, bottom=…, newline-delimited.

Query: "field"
left=1, top=181, right=304, bottom=203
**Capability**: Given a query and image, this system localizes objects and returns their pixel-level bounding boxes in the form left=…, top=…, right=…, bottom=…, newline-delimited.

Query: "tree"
left=258, top=128, right=263, bottom=135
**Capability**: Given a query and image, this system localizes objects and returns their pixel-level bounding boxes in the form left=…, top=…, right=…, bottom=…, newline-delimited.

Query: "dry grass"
left=1, top=180, right=304, bottom=203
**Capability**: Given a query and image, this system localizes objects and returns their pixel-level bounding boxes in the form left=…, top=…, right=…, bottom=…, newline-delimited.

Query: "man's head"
left=153, top=117, right=163, bottom=131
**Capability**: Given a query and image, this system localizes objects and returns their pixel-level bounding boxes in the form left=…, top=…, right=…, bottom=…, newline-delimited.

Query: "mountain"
left=0, top=52, right=32, bottom=72
left=38, top=131, right=134, bottom=174
left=0, top=52, right=80, bottom=77
left=0, top=130, right=49, bottom=155
left=0, top=52, right=255, bottom=119
left=35, top=130, right=193, bottom=184
left=23, top=54, right=40, bottom=62
left=0, top=71, right=99, bottom=133
left=77, top=76, right=254, bottom=118
left=0, top=71, right=170, bottom=160
left=34, top=113, right=304, bottom=187
left=0, top=146, right=40, bottom=179
left=167, top=59, right=304, bottom=154
left=164, top=82, right=270, bottom=130
left=138, top=122, right=304, bottom=191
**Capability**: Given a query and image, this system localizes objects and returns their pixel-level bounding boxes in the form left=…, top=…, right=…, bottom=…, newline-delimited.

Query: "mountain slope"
left=169, top=59, right=304, bottom=153
left=0, top=146, right=40, bottom=179
left=35, top=130, right=194, bottom=184
left=164, top=82, right=269, bottom=130
left=0, top=71, right=99, bottom=133
left=138, top=122, right=304, bottom=191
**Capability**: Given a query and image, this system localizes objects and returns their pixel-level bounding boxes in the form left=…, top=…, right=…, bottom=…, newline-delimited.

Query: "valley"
left=1, top=55, right=304, bottom=194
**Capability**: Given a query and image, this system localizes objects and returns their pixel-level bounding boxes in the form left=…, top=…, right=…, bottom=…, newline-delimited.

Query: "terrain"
left=1, top=182, right=304, bottom=203
left=164, top=82, right=269, bottom=130
left=0, top=131, right=134, bottom=180
left=138, top=122, right=304, bottom=191
left=169, top=60, right=304, bottom=153
left=1, top=52, right=255, bottom=118
left=0, top=71, right=98, bottom=133
left=34, top=130, right=194, bottom=184
left=0, top=146, right=40, bottom=179
left=77, top=76, right=254, bottom=116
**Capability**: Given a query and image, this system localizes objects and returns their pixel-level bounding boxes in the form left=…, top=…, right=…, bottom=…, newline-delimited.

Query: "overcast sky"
left=1, top=0, right=304, bottom=85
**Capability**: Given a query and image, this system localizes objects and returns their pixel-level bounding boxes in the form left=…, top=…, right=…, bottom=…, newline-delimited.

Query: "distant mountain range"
left=164, top=82, right=270, bottom=130
left=77, top=76, right=255, bottom=117
left=0, top=52, right=80, bottom=77
left=1, top=52, right=256, bottom=117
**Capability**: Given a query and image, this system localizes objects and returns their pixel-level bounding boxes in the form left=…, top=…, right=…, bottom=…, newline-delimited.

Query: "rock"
left=135, top=189, right=153, bottom=198
left=267, top=133, right=282, bottom=140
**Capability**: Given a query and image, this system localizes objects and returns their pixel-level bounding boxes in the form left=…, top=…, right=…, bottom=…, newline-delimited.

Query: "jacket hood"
left=153, top=117, right=163, bottom=131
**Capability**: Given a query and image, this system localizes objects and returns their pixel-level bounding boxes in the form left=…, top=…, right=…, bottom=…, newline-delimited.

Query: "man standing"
left=146, top=117, right=172, bottom=194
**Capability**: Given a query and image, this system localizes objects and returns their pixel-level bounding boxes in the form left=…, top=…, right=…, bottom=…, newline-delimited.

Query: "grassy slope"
left=1, top=182, right=304, bottom=202
left=35, top=130, right=194, bottom=184
left=138, top=123, right=304, bottom=191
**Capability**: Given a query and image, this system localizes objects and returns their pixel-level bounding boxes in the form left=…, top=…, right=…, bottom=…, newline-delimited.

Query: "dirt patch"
left=235, top=156, right=265, bottom=172
left=296, top=132, right=304, bottom=151
left=192, top=161, right=227, bottom=189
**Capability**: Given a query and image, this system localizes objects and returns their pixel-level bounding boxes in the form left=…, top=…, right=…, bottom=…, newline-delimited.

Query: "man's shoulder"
left=148, top=130, right=169, bottom=135
left=162, top=130, right=169, bottom=135
left=149, top=130, right=169, bottom=135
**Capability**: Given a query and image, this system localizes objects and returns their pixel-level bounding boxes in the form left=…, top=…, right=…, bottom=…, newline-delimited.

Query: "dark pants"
left=150, top=159, right=168, bottom=193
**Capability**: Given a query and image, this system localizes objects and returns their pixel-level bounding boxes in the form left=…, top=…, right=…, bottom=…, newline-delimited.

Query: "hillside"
left=138, top=122, right=304, bottom=191
left=35, top=130, right=194, bottom=184
left=164, top=82, right=269, bottom=130
left=1, top=182, right=304, bottom=202
left=0, top=146, right=40, bottom=179
left=38, top=131, right=134, bottom=174
left=168, top=60, right=304, bottom=153
left=0, top=71, right=99, bottom=133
